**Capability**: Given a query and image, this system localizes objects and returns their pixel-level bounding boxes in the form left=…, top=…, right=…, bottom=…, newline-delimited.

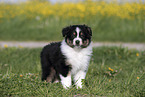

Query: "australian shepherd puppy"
left=40, top=25, right=92, bottom=89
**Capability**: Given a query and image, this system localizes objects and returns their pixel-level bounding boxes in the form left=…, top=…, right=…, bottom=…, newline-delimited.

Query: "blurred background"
left=0, top=0, right=145, bottom=42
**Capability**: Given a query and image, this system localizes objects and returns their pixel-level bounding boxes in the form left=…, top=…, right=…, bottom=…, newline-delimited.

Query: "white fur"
left=59, top=73, right=71, bottom=89
left=74, top=70, right=86, bottom=89
left=73, top=27, right=82, bottom=45
left=61, top=40, right=92, bottom=88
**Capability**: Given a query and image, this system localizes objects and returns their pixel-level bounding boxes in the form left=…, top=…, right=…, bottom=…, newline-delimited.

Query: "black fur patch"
left=41, top=42, right=71, bottom=82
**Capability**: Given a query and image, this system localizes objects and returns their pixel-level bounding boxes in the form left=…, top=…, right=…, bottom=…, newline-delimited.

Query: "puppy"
left=40, top=25, right=92, bottom=89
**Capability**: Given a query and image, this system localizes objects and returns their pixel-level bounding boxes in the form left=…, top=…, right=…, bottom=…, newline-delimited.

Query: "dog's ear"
left=62, top=26, right=71, bottom=37
left=84, top=24, right=92, bottom=36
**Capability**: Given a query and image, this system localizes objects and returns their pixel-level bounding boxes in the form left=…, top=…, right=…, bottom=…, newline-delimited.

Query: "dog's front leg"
left=74, top=70, right=86, bottom=89
left=59, top=73, right=71, bottom=89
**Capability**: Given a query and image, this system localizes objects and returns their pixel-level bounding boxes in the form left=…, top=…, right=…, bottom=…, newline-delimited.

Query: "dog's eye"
left=73, top=32, right=76, bottom=36
left=80, top=32, right=83, bottom=36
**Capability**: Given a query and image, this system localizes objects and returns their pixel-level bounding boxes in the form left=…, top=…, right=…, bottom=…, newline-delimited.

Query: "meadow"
left=0, top=0, right=145, bottom=42
left=0, top=0, right=145, bottom=96
left=0, top=47, right=145, bottom=96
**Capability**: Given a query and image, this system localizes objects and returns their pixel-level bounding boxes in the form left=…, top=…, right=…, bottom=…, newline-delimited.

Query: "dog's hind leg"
left=53, top=73, right=60, bottom=83
left=46, top=67, right=56, bottom=82
left=41, top=54, right=55, bottom=82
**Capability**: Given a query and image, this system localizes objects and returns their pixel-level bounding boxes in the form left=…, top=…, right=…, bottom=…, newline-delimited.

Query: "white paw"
left=53, top=80, right=59, bottom=83
left=59, top=74, right=71, bottom=89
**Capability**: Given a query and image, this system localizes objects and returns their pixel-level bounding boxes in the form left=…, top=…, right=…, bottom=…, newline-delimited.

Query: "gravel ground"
left=0, top=41, right=145, bottom=51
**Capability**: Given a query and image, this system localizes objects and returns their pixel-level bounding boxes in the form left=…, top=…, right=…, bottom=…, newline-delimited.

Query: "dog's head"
left=62, top=25, right=92, bottom=48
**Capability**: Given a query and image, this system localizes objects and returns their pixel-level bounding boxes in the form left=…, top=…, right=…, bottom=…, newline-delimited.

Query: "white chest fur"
left=61, top=40, right=92, bottom=75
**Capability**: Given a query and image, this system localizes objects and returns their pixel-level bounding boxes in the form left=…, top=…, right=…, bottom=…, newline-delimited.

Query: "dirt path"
left=0, top=41, right=145, bottom=51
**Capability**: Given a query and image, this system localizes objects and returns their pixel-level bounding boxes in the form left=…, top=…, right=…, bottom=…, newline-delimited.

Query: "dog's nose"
left=75, top=40, right=80, bottom=45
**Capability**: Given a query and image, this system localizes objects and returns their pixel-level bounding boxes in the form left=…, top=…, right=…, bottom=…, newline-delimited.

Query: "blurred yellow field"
left=0, top=0, right=145, bottom=42
left=0, top=0, right=144, bottom=20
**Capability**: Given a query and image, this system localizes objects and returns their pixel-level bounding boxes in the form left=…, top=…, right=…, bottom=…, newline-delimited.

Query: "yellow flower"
left=118, top=56, right=122, bottom=59
left=0, top=1, right=144, bottom=20
left=4, top=44, right=8, bottom=48
left=18, top=45, right=23, bottom=48
left=108, top=67, right=114, bottom=72
left=137, top=77, right=139, bottom=79
left=109, top=79, right=111, bottom=82
left=136, top=53, right=139, bottom=57
left=20, top=74, right=23, bottom=77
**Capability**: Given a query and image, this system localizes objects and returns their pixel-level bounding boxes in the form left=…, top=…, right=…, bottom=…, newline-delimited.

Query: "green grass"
left=0, top=47, right=145, bottom=96
left=0, top=16, right=145, bottom=42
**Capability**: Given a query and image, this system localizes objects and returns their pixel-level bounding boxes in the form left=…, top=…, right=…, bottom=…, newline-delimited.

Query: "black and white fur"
left=41, top=25, right=92, bottom=89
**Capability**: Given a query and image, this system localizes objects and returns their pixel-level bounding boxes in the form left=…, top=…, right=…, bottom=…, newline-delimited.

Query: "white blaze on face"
left=73, top=27, right=82, bottom=46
